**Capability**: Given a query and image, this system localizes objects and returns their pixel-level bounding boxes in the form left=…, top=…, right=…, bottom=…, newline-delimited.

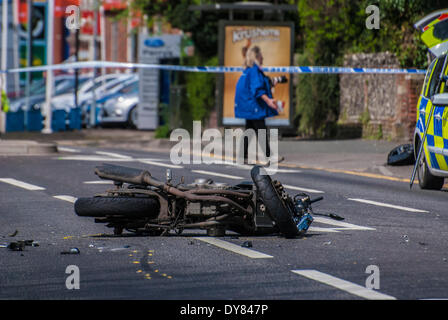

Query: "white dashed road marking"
left=57, top=155, right=133, bottom=162
left=283, top=184, right=325, bottom=194
left=191, top=170, right=244, bottom=180
left=139, top=159, right=184, bottom=169
left=312, top=216, right=376, bottom=231
left=0, top=178, right=46, bottom=191
left=57, top=147, right=80, bottom=153
left=291, top=270, right=396, bottom=300
left=347, top=198, right=429, bottom=213
left=53, top=195, right=77, bottom=203
left=84, top=180, right=114, bottom=184
left=194, top=237, right=273, bottom=259
left=95, top=151, right=133, bottom=159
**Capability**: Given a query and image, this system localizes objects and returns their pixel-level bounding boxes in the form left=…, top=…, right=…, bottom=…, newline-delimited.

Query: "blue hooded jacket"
left=234, top=65, right=278, bottom=120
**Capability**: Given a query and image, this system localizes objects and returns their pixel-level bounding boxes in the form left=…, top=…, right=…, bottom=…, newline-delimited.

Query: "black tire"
left=251, top=166, right=298, bottom=238
left=127, top=106, right=138, bottom=129
left=417, top=146, right=444, bottom=190
left=74, top=196, right=159, bottom=218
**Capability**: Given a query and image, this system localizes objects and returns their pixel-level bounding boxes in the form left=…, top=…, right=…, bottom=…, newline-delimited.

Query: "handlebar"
left=310, top=196, right=324, bottom=204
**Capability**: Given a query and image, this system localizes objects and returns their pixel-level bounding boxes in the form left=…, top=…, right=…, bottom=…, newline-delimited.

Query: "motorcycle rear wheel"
left=74, top=196, right=159, bottom=218
left=250, top=166, right=298, bottom=238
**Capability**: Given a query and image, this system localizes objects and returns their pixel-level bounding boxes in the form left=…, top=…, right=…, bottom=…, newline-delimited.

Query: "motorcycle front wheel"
left=250, top=166, right=298, bottom=238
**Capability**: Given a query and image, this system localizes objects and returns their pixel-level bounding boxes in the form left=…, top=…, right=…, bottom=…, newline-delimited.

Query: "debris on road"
left=314, top=212, right=345, bottom=220
left=61, top=248, right=80, bottom=255
left=323, top=241, right=332, bottom=246
left=7, top=241, right=25, bottom=251
left=4, top=240, right=39, bottom=251
left=403, top=235, right=410, bottom=243
left=8, top=230, right=18, bottom=237
left=241, top=241, right=253, bottom=248
left=96, top=245, right=131, bottom=252
left=387, top=144, right=415, bottom=166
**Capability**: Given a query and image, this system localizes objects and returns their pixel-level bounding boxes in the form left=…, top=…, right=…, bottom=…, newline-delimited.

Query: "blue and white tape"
left=0, top=60, right=426, bottom=74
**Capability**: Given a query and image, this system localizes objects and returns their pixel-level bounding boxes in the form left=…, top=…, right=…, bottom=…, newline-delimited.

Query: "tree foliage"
left=295, top=0, right=447, bottom=138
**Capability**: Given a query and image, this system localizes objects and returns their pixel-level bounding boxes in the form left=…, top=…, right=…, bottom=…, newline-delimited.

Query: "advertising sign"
left=219, top=21, right=294, bottom=127
left=138, top=34, right=181, bottom=130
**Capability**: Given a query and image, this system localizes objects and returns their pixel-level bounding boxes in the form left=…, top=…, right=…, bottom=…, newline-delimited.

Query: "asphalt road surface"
left=1, top=146, right=447, bottom=300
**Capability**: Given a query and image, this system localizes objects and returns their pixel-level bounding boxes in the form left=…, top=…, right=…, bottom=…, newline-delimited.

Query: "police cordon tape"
left=0, top=60, right=426, bottom=74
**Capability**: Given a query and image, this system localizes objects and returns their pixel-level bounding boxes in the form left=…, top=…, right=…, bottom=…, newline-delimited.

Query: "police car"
left=413, top=10, right=448, bottom=190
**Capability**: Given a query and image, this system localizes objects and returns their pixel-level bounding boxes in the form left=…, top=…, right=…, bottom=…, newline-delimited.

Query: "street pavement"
left=1, top=135, right=447, bottom=300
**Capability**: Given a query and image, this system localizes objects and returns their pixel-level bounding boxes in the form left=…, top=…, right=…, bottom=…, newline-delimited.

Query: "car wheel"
left=128, top=106, right=138, bottom=129
left=417, top=140, right=445, bottom=190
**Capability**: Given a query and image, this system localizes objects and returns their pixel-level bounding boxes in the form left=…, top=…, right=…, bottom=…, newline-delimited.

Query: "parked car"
left=50, top=73, right=135, bottom=114
left=8, top=74, right=91, bottom=112
left=99, top=79, right=140, bottom=128
left=80, top=75, right=138, bottom=127
left=413, top=10, right=448, bottom=190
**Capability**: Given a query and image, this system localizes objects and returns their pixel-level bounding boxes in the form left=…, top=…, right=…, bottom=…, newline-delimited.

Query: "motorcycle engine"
left=185, top=202, right=217, bottom=216
left=187, top=179, right=229, bottom=190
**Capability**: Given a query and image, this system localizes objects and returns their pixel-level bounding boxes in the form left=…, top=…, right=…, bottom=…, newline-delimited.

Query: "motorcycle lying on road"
left=74, top=164, right=326, bottom=238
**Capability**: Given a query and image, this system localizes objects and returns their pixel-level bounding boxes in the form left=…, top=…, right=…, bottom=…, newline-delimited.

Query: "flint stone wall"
left=339, top=52, right=424, bottom=141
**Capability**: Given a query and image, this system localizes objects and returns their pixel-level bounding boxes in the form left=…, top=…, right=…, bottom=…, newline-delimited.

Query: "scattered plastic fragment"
left=403, top=235, right=409, bottom=243
left=241, top=241, right=253, bottom=248
left=8, top=230, right=18, bottom=237
left=61, top=248, right=80, bottom=255
left=323, top=241, right=332, bottom=245
left=7, top=241, right=25, bottom=251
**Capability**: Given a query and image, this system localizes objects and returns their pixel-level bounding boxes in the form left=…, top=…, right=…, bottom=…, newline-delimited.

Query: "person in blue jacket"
left=234, top=46, right=279, bottom=161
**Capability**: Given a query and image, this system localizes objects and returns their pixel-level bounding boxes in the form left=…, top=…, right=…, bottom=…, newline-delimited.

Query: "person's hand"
left=268, top=98, right=278, bottom=111
left=261, top=94, right=278, bottom=111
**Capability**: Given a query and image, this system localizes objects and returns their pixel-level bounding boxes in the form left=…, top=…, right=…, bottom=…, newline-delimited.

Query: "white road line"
left=312, top=216, right=376, bottom=231
left=57, top=147, right=80, bottom=153
left=84, top=180, right=114, bottom=184
left=139, top=159, right=184, bottom=169
left=0, top=178, right=45, bottom=191
left=348, top=198, right=429, bottom=213
left=57, top=156, right=134, bottom=162
left=95, top=151, right=133, bottom=159
left=291, top=270, right=396, bottom=300
left=191, top=170, right=244, bottom=180
left=283, top=184, right=325, bottom=194
left=223, top=162, right=302, bottom=174
left=53, top=195, right=77, bottom=203
left=194, top=237, right=273, bottom=259
left=308, top=227, right=340, bottom=233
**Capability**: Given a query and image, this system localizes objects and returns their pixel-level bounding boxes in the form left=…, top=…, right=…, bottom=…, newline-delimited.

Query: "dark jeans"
left=244, top=119, right=271, bottom=160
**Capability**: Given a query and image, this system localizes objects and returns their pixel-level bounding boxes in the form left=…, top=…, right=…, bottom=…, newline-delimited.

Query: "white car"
left=49, top=73, right=135, bottom=113
left=100, top=79, right=139, bottom=128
